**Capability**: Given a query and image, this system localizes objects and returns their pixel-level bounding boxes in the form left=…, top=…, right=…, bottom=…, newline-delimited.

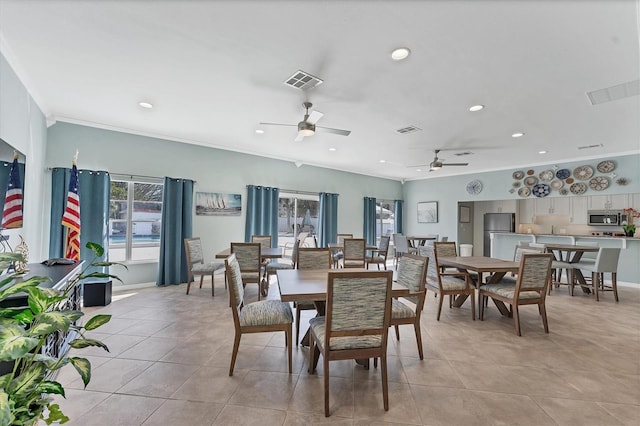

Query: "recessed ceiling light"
left=391, top=47, right=411, bottom=61
left=328, top=147, right=336, bottom=152
left=416, top=169, right=422, bottom=172
left=511, top=132, right=525, bottom=138
left=255, top=129, right=264, bottom=134
left=539, top=150, right=547, bottom=154
left=138, top=101, right=153, bottom=109
left=379, top=160, right=386, bottom=163
left=469, top=105, right=484, bottom=112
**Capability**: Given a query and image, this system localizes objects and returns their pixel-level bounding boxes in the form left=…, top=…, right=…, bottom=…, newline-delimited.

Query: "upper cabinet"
left=486, top=199, right=517, bottom=214
left=589, top=194, right=629, bottom=210
left=570, top=196, right=589, bottom=224
left=535, top=197, right=571, bottom=216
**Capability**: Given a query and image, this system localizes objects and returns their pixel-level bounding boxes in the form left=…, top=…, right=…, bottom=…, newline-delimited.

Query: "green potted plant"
left=0, top=242, right=124, bottom=426
left=622, top=208, right=640, bottom=237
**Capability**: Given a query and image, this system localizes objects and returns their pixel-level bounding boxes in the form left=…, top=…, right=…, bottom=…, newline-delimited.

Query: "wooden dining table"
left=405, top=236, right=437, bottom=248
left=542, top=243, right=600, bottom=293
left=215, top=247, right=283, bottom=259
left=277, top=268, right=409, bottom=369
left=437, top=256, right=520, bottom=316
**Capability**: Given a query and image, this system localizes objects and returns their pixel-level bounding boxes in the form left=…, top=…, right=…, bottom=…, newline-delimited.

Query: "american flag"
left=1, top=154, right=23, bottom=229
left=62, top=163, right=81, bottom=260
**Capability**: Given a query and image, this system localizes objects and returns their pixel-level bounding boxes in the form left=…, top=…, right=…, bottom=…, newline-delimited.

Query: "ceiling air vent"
left=396, top=125, right=422, bottom=134
left=587, top=79, right=639, bottom=105
left=454, top=151, right=474, bottom=156
left=283, top=70, right=323, bottom=91
left=577, top=144, right=604, bottom=150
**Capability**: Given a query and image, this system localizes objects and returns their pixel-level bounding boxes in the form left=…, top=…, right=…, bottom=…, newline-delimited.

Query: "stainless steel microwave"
left=587, top=210, right=628, bottom=226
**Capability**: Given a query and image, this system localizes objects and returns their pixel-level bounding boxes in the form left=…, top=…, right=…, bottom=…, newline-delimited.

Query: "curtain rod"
left=47, top=168, right=196, bottom=183
left=280, top=188, right=320, bottom=196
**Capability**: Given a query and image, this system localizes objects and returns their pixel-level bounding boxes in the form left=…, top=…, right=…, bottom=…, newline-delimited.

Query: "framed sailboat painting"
left=195, top=192, right=242, bottom=216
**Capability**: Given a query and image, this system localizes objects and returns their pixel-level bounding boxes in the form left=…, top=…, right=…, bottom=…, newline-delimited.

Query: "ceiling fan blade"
left=259, top=122, right=296, bottom=127
left=316, top=126, right=351, bottom=136
left=294, top=133, right=305, bottom=142
left=307, top=110, right=324, bottom=125
left=442, top=163, right=469, bottom=166
left=407, top=164, right=428, bottom=168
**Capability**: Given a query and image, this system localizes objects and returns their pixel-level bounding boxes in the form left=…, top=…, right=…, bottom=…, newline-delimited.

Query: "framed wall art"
left=459, top=206, right=470, bottom=223
left=195, top=192, right=242, bottom=216
left=417, top=201, right=438, bottom=223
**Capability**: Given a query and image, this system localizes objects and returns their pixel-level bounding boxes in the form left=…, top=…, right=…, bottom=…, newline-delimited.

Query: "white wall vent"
left=587, top=79, right=639, bottom=105
left=396, top=125, right=422, bottom=134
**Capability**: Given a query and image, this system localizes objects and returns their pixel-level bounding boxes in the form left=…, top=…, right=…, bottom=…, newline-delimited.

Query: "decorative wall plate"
left=526, top=169, right=535, bottom=175
left=532, top=183, right=550, bottom=197
left=596, top=160, right=616, bottom=173
left=466, top=179, right=483, bottom=195
left=616, top=177, right=629, bottom=186
left=559, top=188, right=569, bottom=195
left=573, top=165, right=594, bottom=180
left=512, top=171, right=525, bottom=180
left=524, top=176, right=538, bottom=186
left=565, top=177, right=574, bottom=184
left=538, top=170, right=554, bottom=182
left=570, top=182, right=587, bottom=195
left=555, top=168, right=570, bottom=180
left=512, top=181, right=521, bottom=188
left=518, top=187, right=531, bottom=197
left=549, top=179, right=564, bottom=190
left=588, top=176, right=609, bottom=191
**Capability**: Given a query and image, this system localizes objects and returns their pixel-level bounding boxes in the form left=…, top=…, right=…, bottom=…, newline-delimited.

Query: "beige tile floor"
left=49, top=273, right=640, bottom=425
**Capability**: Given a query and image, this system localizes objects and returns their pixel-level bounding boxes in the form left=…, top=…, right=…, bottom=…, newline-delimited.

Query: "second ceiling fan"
left=409, top=149, right=469, bottom=171
left=260, top=102, right=351, bottom=142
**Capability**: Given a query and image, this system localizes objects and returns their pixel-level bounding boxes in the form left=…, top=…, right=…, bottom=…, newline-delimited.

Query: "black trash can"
left=83, top=280, right=112, bottom=307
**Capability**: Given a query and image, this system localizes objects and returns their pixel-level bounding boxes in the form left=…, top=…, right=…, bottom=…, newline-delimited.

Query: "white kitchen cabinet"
left=571, top=196, right=588, bottom=224
left=518, top=199, right=536, bottom=223
left=486, top=199, right=517, bottom=214
left=533, top=197, right=571, bottom=216
left=633, top=194, right=640, bottom=210
left=589, top=194, right=629, bottom=210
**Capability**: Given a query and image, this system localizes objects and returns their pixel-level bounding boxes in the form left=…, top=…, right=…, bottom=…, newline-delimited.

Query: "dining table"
left=542, top=243, right=600, bottom=293
left=405, top=236, right=437, bottom=248
left=437, top=256, right=520, bottom=317
left=215, top=247, right=283, bottom=259
left=277, top=268, right=409, bottom=370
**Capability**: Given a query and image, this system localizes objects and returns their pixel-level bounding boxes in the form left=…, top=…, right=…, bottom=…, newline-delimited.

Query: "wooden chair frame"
left=367, top=235, right=391, bottom=270
left=184, top=237, right=223, bottom=296
left=342, top=238, right=366, bottom=268
left=294, top=247, right=332, bottom=345
left=230, top=242, right=262, bottom=300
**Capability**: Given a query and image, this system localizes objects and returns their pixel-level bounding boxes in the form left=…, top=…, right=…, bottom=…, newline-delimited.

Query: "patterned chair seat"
left=369, top=255, right=385, bottom=263
left=265, top=262, right=293, bottom=272
left=309, top=317, right=382, bottom=351
left=239, top=300, right=293, bottom=327
left=440, top=276, right=470, bottom=291
left=343, top=259, right=365, bottom=267
left=480, top=283, right=540, bottom=300
left=241, top=271, right=260, bottom=282
left=391, top=298, right=415, bottom=319
left=192, top=262, right=224, bottom=273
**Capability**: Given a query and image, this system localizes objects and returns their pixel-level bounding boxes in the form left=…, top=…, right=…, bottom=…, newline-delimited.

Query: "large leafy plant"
left=0, top=242, right=124, bottom=426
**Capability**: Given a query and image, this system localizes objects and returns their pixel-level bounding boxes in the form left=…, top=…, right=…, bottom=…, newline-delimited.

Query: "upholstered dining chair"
left=295, top=247, right=332, bottom=345
left=422, top=246, right=475, bottom=321
left=332, top=233, right=353, bottom=267
left=479, top=253, right=553, bottom=336
left=230, top=242, right=262, bottom=300
left=390, top=254, right=428, bottom=359
left=184, top=237, right=225, bottom=296
left=393, top=234, right=409, bottom=269
left=367, top=235, right=391, bottom=270
left=308, top=270, right=393, bottom=417
left=572, top=247, right=621, bottom=302
left=225, top=253, right=293, bottom=376
left=342, top=238, right=366, bottom=268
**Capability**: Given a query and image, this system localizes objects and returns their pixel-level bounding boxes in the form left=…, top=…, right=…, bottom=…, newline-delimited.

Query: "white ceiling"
left=1, top=0, right=638, bottom=181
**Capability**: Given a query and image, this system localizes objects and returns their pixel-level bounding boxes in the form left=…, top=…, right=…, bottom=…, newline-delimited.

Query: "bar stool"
left=572, top=248, right=621, bottom=302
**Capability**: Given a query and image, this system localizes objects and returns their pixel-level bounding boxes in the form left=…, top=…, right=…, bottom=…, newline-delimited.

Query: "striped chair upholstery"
left=367, top=235, right=391, bottom=270
left=184, top=238, right=225, bottom=296
left=390, top=254, right=428, bottom=359
left=294, top=247, right=332, bottom=345
left=308, top=270, right=393, bottom=417
left=342, top=238, right=366, bottom=268
left=332, top=233, right=353, bottom=267
left=225, top=253, right=292, bottom=376
left=422, top=246, right=475, bottom=321
left=479, top=253, right=553, bottom=336
left=230, top=242, right=262, bottom=300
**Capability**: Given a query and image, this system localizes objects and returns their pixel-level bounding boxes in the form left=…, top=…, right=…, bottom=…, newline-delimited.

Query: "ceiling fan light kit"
left=260, top=101, right=351, bottom=141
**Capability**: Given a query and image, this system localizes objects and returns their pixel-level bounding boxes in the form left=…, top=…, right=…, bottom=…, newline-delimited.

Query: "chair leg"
left=612, top=272, right=619, bottom=302
left=308, top=331, right=316, bottom=374
left=295, top=307, right=301, bottom=346
left=229, top=332, right=241, bottom=376
left=449, top=294, right=453, bottom=309
left=414, top=322, right=424, bottom=360
left=286, top=326, right=292, bottom=374
left=436, top=294, right=444, bottom=321
left=324, top=357, right=330, bottom=417
left=199, top=275, right=204, bottom=289
left=513, top=304, right=521, bottom=336
left=381, top=354, right=389, bottom=412
left=593, top=272, right=599, bottom=302
left=211, top=273, right=215, bottom=297
left=394, top=325, right=400, bottom=341
left=470, top=291, right=476, bottom=321
left=479, top=294, right=485, bottom=320
left=540, top=303, right=549, bottom=333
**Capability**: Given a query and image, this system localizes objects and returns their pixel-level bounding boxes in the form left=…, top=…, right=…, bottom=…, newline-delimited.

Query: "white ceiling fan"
left=260, top=102, right=351, bottom=142
left=409, top=149, right=469, bottom=171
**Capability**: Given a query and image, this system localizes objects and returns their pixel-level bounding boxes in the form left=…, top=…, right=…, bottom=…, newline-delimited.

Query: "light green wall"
left=402, top=153, right=640, bottom=244
left=46, top=122, right=403, bottom=285
left=0, top=52, right=48, bottom=259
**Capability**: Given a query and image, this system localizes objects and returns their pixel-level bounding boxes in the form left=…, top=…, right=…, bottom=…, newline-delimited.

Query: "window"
left=109, top=180, right=163, bottom=262
left=376, top=200, right=395, bottom=244
left=278, top=192, right=319, bottom=247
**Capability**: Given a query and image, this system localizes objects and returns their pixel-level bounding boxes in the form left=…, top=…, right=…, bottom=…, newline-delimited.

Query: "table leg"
left=571, top=268, right=591, bottom=294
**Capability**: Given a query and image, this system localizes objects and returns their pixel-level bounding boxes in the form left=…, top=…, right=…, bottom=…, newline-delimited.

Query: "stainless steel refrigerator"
left=483, top=213, right=515, bottom=256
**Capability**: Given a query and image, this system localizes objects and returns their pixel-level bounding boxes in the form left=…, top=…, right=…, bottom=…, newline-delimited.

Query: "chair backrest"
left=397, top=254, right=428, bottom=305
left=434, top=241, right=457, bottom=257
left=297, top=247, right=332, bottom=269
left=225, top=253, right=244, bottom=323
left=514, top=245, right=544, bottom=262
left=393, top=234, right=409, bottom=254
left=230, top=242, right=261, bottom=273
left=336, top=233, right=353, bottom=245
left=528, top=243, right=546, bottom=249
left=378, top=235, right=391, bottom=253
left=593, top=247, right=621, bottom=273
left=184, top=237, right=204, bottom=266
left=251, top=235, right=272, bottom=249
left=343, top=238, right=366, bottom=261
left=296, top=231, right=309, bottom=247
left=325, top=270, right=393, bottom=350
left=440, top=236, right=448, bottom=242
left=421, top=246, right=440, bottom=287
left=514, top=253, right=553, bottom=297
